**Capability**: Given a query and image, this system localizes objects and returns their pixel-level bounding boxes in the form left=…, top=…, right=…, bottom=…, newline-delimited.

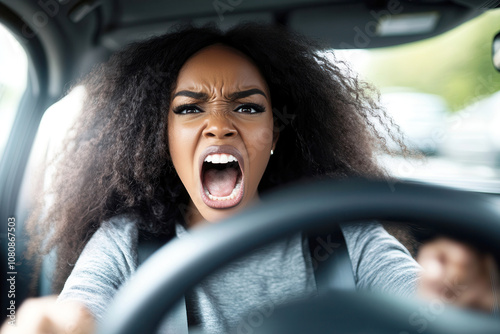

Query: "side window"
left=0, top=23, right=28, bottom=157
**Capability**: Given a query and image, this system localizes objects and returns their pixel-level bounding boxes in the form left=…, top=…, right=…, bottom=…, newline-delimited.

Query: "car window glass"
left=0, top=23, right=28, bottom=158
left=336, top=9, right=500, bottom=193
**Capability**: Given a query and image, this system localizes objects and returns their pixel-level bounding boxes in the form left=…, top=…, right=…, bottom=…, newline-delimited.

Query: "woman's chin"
left=199, top=205, right=244, bottom=225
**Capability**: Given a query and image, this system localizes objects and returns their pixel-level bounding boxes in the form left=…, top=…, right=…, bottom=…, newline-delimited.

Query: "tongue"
left=204, top=168, right=238, bottom=197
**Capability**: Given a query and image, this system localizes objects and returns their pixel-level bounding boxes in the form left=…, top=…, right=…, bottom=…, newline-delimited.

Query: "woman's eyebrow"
left=229, top=89, right=267, bottom=100
left=172, top=89, right=268, bottom=101
left=173, top=91, right=208, bottom=100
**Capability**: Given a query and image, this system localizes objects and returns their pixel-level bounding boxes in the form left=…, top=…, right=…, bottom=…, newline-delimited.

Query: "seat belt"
left=308, top=226, right=356, bottom=293
left=137, top=232, right=189, bottom=334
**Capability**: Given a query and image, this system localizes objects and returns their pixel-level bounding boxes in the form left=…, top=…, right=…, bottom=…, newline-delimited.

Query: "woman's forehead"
left=173, top=44, right=270, bottom=98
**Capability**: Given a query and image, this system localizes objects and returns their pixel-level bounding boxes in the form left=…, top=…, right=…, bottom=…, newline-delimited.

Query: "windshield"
left=336, top=9, right=500, bottom=193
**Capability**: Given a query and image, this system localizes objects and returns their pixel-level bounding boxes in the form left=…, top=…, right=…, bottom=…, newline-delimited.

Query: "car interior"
left=1, top=0, right=500, bottom=333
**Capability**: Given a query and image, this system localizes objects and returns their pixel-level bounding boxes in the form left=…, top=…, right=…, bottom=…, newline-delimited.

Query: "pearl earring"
left=271, top=150, right=274, bottom=156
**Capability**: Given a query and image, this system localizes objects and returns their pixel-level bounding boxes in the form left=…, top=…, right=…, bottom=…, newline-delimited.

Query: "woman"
left=2, top=23, right=496, bottom=334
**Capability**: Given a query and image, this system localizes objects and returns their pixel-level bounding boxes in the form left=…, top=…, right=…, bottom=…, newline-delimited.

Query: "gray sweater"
left=58, top=215, right=420, bottom=333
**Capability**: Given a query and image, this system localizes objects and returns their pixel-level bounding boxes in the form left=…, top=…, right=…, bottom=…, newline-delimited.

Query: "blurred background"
left=0, top=23, right=27, bottom=157
left=336, top=9, right=500, bottom=193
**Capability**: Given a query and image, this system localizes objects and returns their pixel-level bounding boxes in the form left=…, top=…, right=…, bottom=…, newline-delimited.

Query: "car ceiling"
left=0, top=0, right=499, bottom=98
left=100, top=0, right=498, bottom=50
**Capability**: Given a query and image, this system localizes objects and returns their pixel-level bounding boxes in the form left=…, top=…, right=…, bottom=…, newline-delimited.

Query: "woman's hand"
left=417, top=237, right=498, bottom=312
left=0, top=296, right=95, bottom=334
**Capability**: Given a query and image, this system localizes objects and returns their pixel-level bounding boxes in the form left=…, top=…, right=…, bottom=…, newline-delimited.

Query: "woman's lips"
left=199, top=145, right=245, bottom=209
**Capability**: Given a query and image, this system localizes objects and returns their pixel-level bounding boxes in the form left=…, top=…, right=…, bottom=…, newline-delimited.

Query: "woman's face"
left=168, top=44, right=278, bottom=226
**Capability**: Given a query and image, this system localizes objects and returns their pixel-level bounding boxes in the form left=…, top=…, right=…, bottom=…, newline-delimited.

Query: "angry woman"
left=2, top=23, right=495, bottom=334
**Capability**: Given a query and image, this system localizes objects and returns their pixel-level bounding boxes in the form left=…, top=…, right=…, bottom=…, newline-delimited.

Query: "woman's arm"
left=341, top=222, right=421, bottom=297
left=344, top=222, right=500, bottom=313
left=1, top=215, right=139, bottom=333
left=57, top=214, right=139, bottom=320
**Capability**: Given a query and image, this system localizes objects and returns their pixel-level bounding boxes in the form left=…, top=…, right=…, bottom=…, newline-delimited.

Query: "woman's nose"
left=203, top=114, right=237, bottom=139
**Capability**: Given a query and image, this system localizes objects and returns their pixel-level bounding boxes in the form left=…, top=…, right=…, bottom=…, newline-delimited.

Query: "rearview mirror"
left=494, top=32, right=500, bottom=72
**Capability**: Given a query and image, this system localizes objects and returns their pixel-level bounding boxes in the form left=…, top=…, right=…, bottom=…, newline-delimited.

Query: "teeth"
left=204, top=153, right=238, bottom=164
left=211, top=154, right=220, bottom=163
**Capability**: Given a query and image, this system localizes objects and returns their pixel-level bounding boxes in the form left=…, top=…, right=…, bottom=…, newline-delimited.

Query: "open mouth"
left=199, top=147, right=244, bottom=209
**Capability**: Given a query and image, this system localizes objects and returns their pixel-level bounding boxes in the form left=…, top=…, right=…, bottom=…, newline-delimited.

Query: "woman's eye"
left=173, top=105, right=203, bottom=114
left=234, top=104, right=265, bottom=114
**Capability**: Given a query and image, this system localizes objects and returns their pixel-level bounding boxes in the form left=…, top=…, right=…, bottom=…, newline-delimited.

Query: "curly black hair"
left=26, top=22, right=408, bottom=291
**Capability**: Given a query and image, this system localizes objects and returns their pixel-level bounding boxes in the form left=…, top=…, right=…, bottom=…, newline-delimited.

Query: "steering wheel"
left=97, top=179, right=500, bottom=334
